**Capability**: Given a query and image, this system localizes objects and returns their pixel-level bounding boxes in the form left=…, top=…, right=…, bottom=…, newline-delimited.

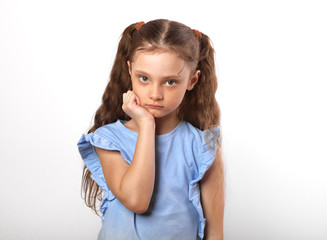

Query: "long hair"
left=81, top=19, right=223, bottom=216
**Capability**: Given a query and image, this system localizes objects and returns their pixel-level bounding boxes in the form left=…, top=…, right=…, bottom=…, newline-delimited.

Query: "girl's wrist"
left=138, top=119, right=155, bottom=131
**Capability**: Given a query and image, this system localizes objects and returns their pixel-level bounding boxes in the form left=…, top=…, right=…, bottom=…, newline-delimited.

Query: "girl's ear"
left=127, top=61, right=132, bottom=76
left=187, top=70, right=201, bottom=90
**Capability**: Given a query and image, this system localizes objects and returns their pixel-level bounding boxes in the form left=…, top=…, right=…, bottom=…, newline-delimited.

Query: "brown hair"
left=81, top=19, right=223, bottom=216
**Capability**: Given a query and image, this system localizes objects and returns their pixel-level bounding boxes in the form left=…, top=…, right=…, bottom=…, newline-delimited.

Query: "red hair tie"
left=135, top=21, right=145, bottom=31
left=192, top=29, right=202, bottom=40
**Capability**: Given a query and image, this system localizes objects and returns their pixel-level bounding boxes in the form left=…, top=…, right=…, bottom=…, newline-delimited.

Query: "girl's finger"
left=128, top=92, right=137, bottom=105
left=123, top=91, right=130, bottom=103
left=135, top=95, right=140, bottom=105
left=126, top=90, right=133, bottom=102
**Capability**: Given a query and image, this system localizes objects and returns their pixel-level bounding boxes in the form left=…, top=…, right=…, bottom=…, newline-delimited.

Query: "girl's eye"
left=165, top=80, right=176, bottom=86
left=139, top=76, right=149, bottom=82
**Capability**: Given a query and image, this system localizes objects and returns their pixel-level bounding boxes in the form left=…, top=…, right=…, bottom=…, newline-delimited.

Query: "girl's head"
left=90, top=19, right=220, bottom=133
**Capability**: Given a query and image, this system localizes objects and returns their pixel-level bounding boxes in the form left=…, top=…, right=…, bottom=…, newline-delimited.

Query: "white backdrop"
left=1, top=0, right=326, bottom=239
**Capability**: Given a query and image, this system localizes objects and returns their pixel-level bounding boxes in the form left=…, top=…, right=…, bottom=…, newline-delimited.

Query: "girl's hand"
left=122, top=90, right=154, bottom=127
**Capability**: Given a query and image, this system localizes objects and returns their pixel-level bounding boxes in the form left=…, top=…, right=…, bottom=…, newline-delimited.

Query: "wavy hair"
left=81, top=19, right=223, bottom=216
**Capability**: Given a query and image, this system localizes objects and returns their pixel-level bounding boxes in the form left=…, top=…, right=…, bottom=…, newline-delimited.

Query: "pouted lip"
left=146, top=104, right=164, bottom=109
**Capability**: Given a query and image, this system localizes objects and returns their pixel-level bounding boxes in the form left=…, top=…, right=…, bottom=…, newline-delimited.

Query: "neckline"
left=116, top=119, right=184, bottom=140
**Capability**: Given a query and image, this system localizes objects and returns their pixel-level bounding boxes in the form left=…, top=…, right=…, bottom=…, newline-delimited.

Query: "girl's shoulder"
left=94, top=119, right=136, bottom=139
left=182, top=121, right=220, bottom=147
left=93, top=120, right=120, bottom=135
left=181, top=121, right=220, bottom=167
left=78, top=119, right=137, bottom=152
left=77, top=119, right=135, bottom=166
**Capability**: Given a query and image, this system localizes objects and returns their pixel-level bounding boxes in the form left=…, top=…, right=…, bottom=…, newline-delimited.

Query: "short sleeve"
left=76, top=126, right=125, bottom=219
left=188, top=126, right=220, bottom=239
left=201, top=126, right=220, bottom=164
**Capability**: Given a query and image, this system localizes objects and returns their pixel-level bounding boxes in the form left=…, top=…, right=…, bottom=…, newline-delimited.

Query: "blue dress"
left=77, top=119, right=220, bottom=240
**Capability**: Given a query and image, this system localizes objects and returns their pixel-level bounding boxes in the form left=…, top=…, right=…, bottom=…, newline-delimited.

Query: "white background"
left=1, top=0, right=326, bottom=239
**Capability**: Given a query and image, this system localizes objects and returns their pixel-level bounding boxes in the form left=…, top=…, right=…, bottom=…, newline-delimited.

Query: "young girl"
left=77, top=19, right=224, bottom=240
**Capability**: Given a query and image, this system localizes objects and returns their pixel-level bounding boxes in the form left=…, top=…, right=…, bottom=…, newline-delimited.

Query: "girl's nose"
left=149, top=85, right=163, bottom=101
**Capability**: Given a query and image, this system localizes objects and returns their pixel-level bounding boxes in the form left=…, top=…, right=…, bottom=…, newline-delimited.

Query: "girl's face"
left=127, top=50, right=200, bottom=120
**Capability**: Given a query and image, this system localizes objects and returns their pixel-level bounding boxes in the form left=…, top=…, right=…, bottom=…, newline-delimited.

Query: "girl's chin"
left=147, top=110, right=165, bottom=119
left=148, top=109, right=179, bottom=120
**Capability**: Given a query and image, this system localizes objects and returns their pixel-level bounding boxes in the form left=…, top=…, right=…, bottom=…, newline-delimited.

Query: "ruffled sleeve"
left=188, top=126, right=220, bottom=239
left=77, top=126, right=125, bottom=220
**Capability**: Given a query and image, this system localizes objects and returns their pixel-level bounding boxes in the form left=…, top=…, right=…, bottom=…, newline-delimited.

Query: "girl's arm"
left=95, top=121, right=155, bottom=214
left=200, top=147, right=225, bottom=240
left=95, top=90, right=156, bottom=214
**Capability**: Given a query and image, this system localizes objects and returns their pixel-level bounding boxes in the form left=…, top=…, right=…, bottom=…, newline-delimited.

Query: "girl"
left=77, top=19, right=224, bottom=240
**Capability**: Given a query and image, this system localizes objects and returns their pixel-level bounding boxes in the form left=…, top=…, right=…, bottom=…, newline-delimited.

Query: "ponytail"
left=81, top=23, right=139, bottom=216
left=197, top=34, right=224, bottom=212
left=86, top=23, right=139, bottom=134
left=177, top=32, right=220, bottom=131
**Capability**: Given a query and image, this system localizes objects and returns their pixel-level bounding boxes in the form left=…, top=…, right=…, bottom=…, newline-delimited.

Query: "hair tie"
left=192, top=29, right=202, bottom=40
left=135, top=21, right=145, bottom=31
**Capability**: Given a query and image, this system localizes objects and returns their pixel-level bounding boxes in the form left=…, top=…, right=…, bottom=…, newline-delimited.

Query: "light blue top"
left=77, top=119, right=220, bottom=240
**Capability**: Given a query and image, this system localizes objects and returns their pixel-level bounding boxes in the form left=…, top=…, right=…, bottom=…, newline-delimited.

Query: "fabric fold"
left=188, top=126, right=220, bottom=239
left=77, top=131, right=120, bottom=220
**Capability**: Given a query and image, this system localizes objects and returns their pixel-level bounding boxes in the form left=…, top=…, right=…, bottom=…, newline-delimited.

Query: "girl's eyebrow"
left=134, top=68, right=184, bottom=79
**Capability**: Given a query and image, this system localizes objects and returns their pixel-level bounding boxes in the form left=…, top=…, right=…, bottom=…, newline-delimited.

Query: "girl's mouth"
left=147, top=104, right=164, bottom=109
